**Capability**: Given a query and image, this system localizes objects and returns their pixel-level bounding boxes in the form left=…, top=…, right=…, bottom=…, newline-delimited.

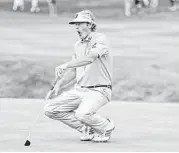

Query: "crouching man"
left=44, top=10, right=115, bottom=143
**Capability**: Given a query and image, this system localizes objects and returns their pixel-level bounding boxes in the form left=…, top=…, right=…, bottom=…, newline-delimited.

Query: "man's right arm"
left=53, top=49, right=77, bottom=95
left=53, top=68, right=76, bottom=95
left=57, top=68, right=76, bottom=88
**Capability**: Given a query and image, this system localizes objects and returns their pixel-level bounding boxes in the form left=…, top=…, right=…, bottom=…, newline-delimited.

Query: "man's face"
left=75, top=22, right=91, bottom=40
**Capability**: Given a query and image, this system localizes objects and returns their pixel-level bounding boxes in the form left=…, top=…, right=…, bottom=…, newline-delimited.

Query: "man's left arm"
left=63, top=34, right=109, bottom=69
left=66, top=52, right=98, bottom=68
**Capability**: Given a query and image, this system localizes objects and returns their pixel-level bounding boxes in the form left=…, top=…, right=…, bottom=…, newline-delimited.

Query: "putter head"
left=24, top=140, right=31, bottom=146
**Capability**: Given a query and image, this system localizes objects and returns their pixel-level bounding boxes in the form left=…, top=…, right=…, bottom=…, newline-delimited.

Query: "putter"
left=24, top=79, right=58, bottom=146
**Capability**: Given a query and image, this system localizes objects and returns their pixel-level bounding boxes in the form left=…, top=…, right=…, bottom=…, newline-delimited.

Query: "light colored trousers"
left=149, top=0, right=159, bottom=8
left=124, top=0, right=149, bottom=16
left=44, top=84, right=112, bottom=134
left=124, top=0, right=134, bottom=16
left=31, top=0, right=39, bottom=9
left=124, top=0, right=158, bottom=16
left=46, top=0, right=57, bottom=16
left=13, top=0, right=24, bottom=10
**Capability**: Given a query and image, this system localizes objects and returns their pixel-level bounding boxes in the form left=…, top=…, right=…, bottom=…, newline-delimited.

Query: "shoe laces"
left=82, top=126, right=94, bottom=136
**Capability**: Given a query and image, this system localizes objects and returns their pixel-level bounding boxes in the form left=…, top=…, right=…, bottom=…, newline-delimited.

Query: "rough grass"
left=0, top=55, right=179, bottom=102
left=0, top=55, right=69, bottom=98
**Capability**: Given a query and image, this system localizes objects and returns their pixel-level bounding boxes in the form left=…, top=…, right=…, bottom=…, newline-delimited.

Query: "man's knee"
left=44, top=103, right=54, bottom=118
left=75, top=111, right=93, bottom=122
left=44, top=103, right=69, bottom=120
left=44, top=103, right=60, bottom=118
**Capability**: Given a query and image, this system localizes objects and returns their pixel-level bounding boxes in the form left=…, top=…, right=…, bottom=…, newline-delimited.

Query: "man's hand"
left=55, top=63, right=68, bottom=79
left=45, top=89, right=54, bottom=100
left=53, top=80, right=62, bottom=96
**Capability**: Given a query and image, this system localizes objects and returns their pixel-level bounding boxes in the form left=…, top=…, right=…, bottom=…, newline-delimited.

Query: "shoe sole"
left=80, top=135, right=94, bottom=141
left=80, top=139, right=92, bottom=141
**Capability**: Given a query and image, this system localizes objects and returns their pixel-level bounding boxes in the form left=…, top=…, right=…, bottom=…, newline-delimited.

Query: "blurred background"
left=0, top=0, right=179, bottom=102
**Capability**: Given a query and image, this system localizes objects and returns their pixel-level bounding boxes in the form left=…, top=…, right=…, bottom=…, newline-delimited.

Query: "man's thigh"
left=76, top=89, right=109, bottom=115
left=44, top=89, right=81, bottom=112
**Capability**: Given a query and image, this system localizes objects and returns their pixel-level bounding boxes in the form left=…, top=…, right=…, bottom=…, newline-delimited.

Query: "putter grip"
left=50, top=85, right=55, bottom=90
left=50, top=78, right=58, bottom=90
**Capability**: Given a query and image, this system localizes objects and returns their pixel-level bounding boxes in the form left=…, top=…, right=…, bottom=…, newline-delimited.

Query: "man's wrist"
left=64, top=63, right=69, bottom=69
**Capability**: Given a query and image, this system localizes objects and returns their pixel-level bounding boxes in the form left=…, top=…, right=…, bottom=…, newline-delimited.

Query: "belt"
left=81, top=85, right=112, bottom=89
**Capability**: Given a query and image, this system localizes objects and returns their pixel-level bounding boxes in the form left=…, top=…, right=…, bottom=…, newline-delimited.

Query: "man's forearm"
left=58, top=70, right=76, bottom=87
left=55, top=52, right=98, bottom=79
left=66, top=57, right=93, bottom=69
left=66, top=53, right=98, bottom=69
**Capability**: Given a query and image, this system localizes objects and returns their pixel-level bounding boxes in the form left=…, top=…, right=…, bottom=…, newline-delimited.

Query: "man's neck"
left=81, top=31, right=93, bottom=42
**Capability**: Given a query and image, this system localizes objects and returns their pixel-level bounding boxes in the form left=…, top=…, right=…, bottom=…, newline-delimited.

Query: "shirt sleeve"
left=90, top=34, right=109, bottom=58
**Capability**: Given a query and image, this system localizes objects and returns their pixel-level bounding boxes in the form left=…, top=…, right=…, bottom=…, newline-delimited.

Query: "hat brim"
left=69, top=18, right=96, bottom=25
left=69, top=19, right=91, bottom=24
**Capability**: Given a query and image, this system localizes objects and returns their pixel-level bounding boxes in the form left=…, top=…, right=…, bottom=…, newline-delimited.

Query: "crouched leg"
left=44, top=91, right=85, bottom=132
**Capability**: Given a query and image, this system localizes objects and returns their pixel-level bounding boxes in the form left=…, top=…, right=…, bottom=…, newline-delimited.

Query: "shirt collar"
left=81, top=32, right=94, bottom=43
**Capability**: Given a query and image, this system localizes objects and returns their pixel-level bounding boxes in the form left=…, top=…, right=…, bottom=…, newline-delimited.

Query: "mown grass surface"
left=1, top=99, right=179, bottom=151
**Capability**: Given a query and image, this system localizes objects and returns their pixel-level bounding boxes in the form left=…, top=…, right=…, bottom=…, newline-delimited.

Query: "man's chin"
left=78, top=35, right=85, bottom=40
left=77, top=33, right=87, bottom=40
left=77, top=34, right=82, bottom=39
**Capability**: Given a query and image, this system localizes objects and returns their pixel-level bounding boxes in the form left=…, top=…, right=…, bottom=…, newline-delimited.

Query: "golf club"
left=24, top=79, right=58, bottom=146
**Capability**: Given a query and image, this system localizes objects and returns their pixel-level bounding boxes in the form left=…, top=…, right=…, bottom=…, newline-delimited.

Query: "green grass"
left=1, top=99, right=179, bottom=151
